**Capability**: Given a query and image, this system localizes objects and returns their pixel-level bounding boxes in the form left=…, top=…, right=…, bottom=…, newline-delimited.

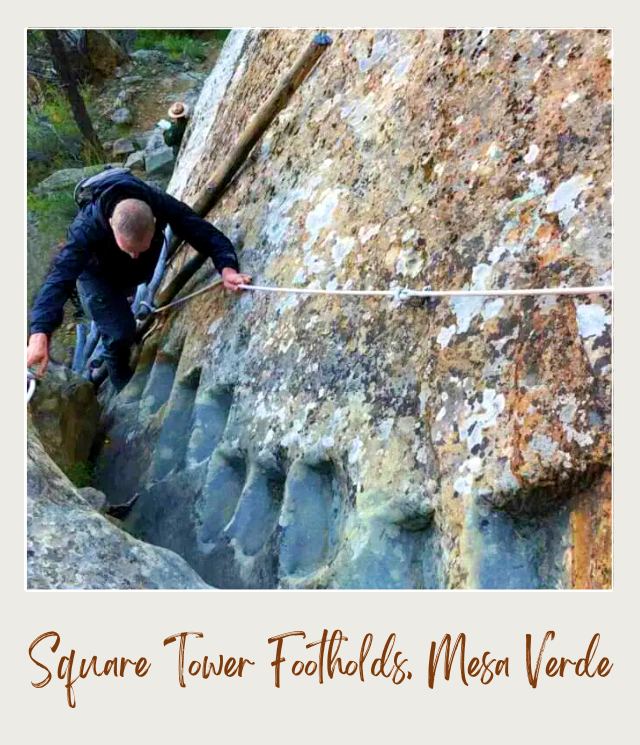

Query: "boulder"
left=28, top=363, right=99, bottom=478
left=61, top=31, right=128, bottom=83
left=130, top=49, right=165, bottom=64
left=133, top=129, right=157, bottom=149
left=144, top=128, right=167, bottom=152
left=110, top=107, right=132, bottom=125
left=124, top=150, right=145, bottom=171
left=27, top=431, right=209, bottom=589
left=113, top=89, right=133, bottom=108
left=144, top=144, right=175, bottom=176
left=112, top=138, right=135, bottom=157
left=33, top=164, right=110, bottom=196
left=84, top=30, right=128, bottom=79
left=144, top=178, right=171, bottom=191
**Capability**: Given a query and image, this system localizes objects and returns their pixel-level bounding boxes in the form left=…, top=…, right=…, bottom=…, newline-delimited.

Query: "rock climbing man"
left=27, top=168, right=251, bottom=391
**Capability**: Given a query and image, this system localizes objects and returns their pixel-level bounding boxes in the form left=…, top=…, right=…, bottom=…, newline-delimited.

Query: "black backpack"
left=73, top=166, right=132, bottom=208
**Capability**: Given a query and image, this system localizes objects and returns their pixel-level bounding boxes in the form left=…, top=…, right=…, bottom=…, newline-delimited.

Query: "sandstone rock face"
left=28, top=432, right=208, bottom=589
left=95, top=29, right=611, bottom=589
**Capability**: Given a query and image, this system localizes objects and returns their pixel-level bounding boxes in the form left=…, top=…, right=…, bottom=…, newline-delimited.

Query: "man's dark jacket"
left=30, top=172, right=239, bottom=336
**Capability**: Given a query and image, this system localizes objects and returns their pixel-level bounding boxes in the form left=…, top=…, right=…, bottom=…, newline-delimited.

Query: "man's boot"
left=106, top=358, right=133, bottom=392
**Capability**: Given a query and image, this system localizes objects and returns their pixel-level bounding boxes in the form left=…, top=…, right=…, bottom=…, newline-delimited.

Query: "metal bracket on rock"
left=313, top=32, right=333, bottom=46
left=390, top=286, right=412, bottom=304
left=135, top=301, right=157, bottom=321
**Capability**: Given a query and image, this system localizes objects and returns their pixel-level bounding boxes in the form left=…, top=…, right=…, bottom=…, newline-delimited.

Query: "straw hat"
left=167, top=102, right=190, bottom=119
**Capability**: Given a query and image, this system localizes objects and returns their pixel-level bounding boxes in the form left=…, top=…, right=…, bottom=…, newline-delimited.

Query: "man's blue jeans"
left=77, top=273, right=136, bottom=391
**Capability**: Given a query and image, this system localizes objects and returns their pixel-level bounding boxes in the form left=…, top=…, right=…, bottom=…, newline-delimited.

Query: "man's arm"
left=154, top=190, right=241, bottom=275
left=27, top=214, right=92, bottom=375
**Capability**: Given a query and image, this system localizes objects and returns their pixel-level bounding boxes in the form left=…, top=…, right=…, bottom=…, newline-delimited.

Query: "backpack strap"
left=73, top=166, right=132, bottom=207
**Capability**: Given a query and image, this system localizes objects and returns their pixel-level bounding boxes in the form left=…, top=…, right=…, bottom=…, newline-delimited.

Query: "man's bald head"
left=110, top=199, right=156, bottom=258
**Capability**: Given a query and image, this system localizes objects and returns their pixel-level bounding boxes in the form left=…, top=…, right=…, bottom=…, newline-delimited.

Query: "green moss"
left=133, top=30, right=226, bottom=61
left=65, top=460, right=96, bottom=488
left=27, top=83, right=103, bottom=188
left=27, top=189, right=78, bottom=306
left=42, top=85, right=81, bottom=136
left=27, top=190, right=77, bottom=237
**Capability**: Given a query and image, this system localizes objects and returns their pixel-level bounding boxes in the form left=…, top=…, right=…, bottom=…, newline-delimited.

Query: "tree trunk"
left=43, top=30, right=105, bottom=160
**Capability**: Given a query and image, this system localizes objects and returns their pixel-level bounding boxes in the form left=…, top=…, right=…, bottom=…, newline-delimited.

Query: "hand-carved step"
left=94, top=341, right=184, bottom=506
left=197, top=448, right=247, bottom=546
left=139, top=348, right=180, bottom=419
left=117, top=339, right=158, bottom=405
left=123, top=462, right=209, bottom=563
left=224, top=461, right=285, bottom=556
left=148, top=367, right=202, bottom=482
left=472, top=499, right=570, bottom=589
left=186, top=385, right=234, bottom=468
left=338, top=518, right=441, bottom=589
left=279, top=460, right=342, bottom=579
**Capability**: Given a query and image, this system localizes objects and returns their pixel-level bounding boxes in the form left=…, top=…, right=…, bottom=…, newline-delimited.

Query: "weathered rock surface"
left=78, top=486, right=107, bottom=511
left=124, top=150, right=145, bottom=171
left=144, top=145, right=175, bottom=176
left=144, top=128, right=168, bottom=152
left=133, top=130, right=157, bottom=149
left=130, top=49, right=166, bottom=64
left=33, top=164, right=109, bottom=196
left=27, top=202, right=74, bottom=309
left=110, top=107, right=132, bottom=125
left=27, top=431, right=208, bottom=589
left=83, top=30, right=128, bottom=79
left=112, top=137, right=135, bottom=157
left=94, top=29, right=612, bottom=589
left=29, top=364, right=99, bottom=477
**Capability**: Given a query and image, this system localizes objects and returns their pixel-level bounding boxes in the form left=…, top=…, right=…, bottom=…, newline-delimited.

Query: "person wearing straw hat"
left=163, top=101, right=190, bottom=155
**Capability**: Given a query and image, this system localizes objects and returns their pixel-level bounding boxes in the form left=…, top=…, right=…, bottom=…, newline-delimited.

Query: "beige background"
left=6, top=2, right=638, bottom=741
